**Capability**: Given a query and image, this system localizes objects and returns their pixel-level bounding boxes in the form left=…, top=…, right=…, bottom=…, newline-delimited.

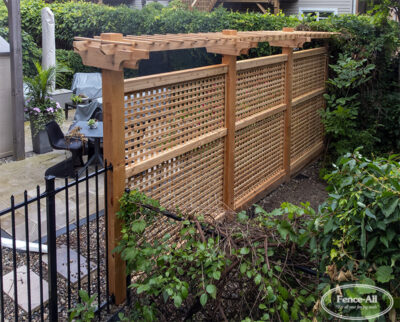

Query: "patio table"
left=69, top=121, right=103, bottom=176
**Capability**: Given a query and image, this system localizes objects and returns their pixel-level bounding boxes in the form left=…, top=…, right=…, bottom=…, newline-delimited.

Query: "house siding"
left=129, top=0, right=170, bottom=9
left=280, top=0, right=355, bottom=15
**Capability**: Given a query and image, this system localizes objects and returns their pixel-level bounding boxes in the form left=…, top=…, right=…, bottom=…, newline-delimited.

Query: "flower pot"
left=30, top=120, right=52, bottom=154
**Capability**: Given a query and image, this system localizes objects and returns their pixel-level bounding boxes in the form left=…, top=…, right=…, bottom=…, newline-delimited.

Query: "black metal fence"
left=0, top=163, right=112, bottom=321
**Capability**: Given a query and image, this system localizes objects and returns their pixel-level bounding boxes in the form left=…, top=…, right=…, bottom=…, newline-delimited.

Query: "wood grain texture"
left=282, top=47, right=293, bottom=181
left=222, top=55, right=237, bottom=213
left=124, top=64, right=228, bottom=92
left=122, top=51, right=327, bottom=218
left=101, top=33, right=126, bottom=305
left=8, top=0, right=25, bottom=160
left=74, top=31, right=337, bottom=70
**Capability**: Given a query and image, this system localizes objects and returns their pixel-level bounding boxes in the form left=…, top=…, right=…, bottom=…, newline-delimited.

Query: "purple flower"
left=33, top=107, right=41, bottom=113
left=56, top=102, right=61, bottom=109
left=47, top=107, right=54, bottom=113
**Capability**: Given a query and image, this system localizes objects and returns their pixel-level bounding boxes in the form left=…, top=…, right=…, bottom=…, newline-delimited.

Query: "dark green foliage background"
left=0, top=0, right=399, bottom=154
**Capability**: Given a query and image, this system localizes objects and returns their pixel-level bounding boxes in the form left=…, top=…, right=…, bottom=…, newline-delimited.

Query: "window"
left=299, top=8, right=338, bottom=21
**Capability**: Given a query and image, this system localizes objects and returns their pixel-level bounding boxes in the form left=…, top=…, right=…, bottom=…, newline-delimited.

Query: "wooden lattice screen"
left=124, top=47, right=327, bottom=214
left=73, top=29, right=334, bottom=303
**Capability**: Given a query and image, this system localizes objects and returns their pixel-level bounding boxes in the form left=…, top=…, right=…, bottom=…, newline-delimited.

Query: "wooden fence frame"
left=74, top=29, right=332, bottom=305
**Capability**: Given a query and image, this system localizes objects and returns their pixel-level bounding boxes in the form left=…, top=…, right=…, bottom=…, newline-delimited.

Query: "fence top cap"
left=73, top=29, right=338, bottom=71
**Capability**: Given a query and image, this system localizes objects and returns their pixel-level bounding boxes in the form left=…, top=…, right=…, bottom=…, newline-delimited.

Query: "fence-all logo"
left=321, top=283, right=394, bottom=320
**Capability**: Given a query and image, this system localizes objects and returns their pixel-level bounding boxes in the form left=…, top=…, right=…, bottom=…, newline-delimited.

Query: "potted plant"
left=71, top=94, right=89, bottom=105
left=87, top=119, right=98, bottom=129
left=25, top=62, right=64, bottom=154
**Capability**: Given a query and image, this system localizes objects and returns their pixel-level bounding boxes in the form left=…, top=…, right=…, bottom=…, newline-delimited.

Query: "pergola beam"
left=73, top=29, right=337, bottom=71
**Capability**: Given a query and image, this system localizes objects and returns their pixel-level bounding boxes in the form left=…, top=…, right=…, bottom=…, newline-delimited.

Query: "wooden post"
left=8, top=0, right=25, bottom=160
left=101, top=33, right=126, bottom=305
left=222, top=51, right=237, bottom=213
left=273, top=0, right=280, bottom=14
left=282, top=46, right=293, bottom=181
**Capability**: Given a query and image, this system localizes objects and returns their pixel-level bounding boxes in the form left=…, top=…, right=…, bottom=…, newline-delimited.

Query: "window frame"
left=299, top=7, right=338, bottom=21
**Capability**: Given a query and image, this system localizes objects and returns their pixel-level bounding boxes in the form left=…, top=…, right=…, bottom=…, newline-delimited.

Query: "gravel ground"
left=1, top=215, right=123, bottom=322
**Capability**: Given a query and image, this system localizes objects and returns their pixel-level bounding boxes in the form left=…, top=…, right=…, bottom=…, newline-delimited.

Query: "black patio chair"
left=45, top=121, right=84, bottom=168
left=93, top=110, right=103, bottom=121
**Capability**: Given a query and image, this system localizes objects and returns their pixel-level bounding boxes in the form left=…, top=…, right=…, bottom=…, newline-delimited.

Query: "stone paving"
left=3, top=265, right=50, bottom=313
left=0, top=111, right=105, bottom=241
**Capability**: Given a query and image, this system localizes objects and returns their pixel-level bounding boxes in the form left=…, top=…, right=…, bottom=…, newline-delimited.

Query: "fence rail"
left=123, top=47, right=327, bottom=215
left=0, top=164, right=112, bottom=321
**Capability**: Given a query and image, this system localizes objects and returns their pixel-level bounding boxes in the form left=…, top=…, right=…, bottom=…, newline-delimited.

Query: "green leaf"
left=254, top=274, right=262, bottom=285
left=240, top=247, right=250, bottom=255
left=278, top=286, right=289, bottom=300
left=200, top=293, right=208, bottom=307
left=280, top=308, right=290, bottom=322
left=340, top=176, right=353, bottom=188
left=380, top=235, right=389, bottom=248
left=365, top=208, right=376, bottom=220
left=382, top=198, right=399, bottom=217
left=237, top=211, right=249, bottom=222
left=212, top=271, right=221, bottom=280
left=173, top=295, right=182, bottom=307
left=375, top=266, right=394, bottom=283
left=387, top=228, right=396, bottom=242
left=78, top=290, right=89, bottom=303
left=367, top=236, right=378, bottom=255
left=206, top=284, right=217, bottom=299
left=361, top=217, right=366, bottom=258
left=131, top=220, right=147, bottom=233
left=324, top=217, right=334, bottom=233
left=240, top=263, right=247, bottom=274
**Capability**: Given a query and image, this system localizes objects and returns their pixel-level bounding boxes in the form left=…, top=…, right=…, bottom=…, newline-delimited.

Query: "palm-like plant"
left=25, top=62, right=70, bottom=135
left=24, top=61, right=56, bottom=105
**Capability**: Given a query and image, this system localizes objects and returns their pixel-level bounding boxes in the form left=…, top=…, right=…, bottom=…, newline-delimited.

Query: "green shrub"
left=317, top=149, right=400, bottom=297
left=1, top=0, right=399, bottom=156
left=56, top=49, right=98, bottom=89
left=320, top=54, right=378, bottom=157
left=0, top=27, right=42, bottom=78
left=307, top=14, right=400, bottom=157
left=116, top=190, right=320, bottom=321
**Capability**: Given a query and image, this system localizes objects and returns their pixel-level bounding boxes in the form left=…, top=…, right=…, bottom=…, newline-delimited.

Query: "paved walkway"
left=0, top=112, right=105, bottom=241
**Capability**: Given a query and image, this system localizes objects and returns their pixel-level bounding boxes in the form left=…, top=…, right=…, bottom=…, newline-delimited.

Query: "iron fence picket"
left=65, top=177, right=72, bottom=312
left=36, top=185, right=44, bottom=322
left=0, top=165, right=112, bottom=320
left=11, top=196, right=18, bottom=322
left=85, top=168, right=91, bottom=298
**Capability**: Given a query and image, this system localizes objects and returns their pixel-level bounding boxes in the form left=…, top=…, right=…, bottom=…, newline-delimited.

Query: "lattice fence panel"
left=234, top=112, right=285, bottom=203
left=293, top=54, right=326, bottom=99
left=291, top=95, right=325, bottom=162
left=236, top=62, right=286, bottom=121
left=124, top=75, right=225, bottom=166
left=127, top=138, right=225, bottom=216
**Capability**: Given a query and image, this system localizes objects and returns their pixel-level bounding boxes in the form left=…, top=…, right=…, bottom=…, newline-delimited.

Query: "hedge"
left=1, top=0, right=399, bottom=154
left=0, top=27, right=41, bottom=77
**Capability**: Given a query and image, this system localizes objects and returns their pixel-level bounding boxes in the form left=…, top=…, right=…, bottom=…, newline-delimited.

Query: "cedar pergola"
left=74, top=29, right=336, bottom=70
left=74, top=29, right=336, bottom=305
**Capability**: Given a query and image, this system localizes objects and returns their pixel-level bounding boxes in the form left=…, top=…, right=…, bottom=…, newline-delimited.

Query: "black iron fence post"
left=45, top=175, right=58, bottom=322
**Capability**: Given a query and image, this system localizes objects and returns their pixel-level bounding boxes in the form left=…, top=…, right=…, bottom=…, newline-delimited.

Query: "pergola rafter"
left=73, top=29, right=337, bottom=71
